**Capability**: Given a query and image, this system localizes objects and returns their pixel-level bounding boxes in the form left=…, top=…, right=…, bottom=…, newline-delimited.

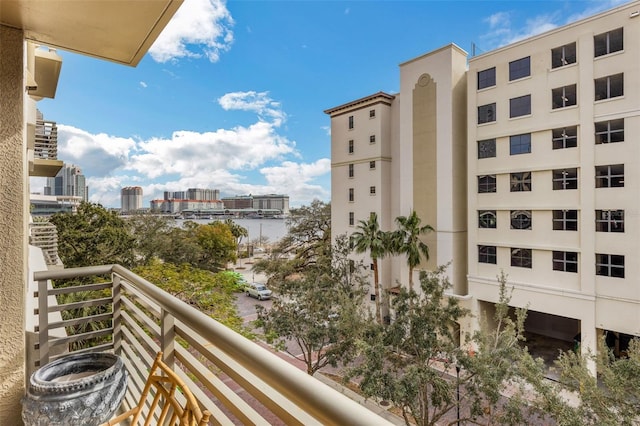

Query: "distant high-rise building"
left=252, top=194, right=290, bottom=214
left=44, top=164, right=88, bottom=201
left=121, top=186, right=143, bottom=213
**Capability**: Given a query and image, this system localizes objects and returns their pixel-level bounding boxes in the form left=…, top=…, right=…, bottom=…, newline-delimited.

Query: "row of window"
left=477, top=246, right=624, bottom=278
left=477, top=164, right=623, bottom=194
left=348, top=187, right=376, bottom=201
left=347, top=135, right=377, bottom=153
left=478, top=209, right=624, bottom=232
left=478, top=119, right=624, bottom=159
left=346, top=161, right=377, bottom=178
left=477, top=28, right=623, bottom=90
left=478, top=73, right=624, bottom=124
left=347, top=109, right=377, bottom=130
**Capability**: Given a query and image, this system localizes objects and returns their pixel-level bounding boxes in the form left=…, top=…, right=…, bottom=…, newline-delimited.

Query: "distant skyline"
left=32, top=0, right=630, bottom=208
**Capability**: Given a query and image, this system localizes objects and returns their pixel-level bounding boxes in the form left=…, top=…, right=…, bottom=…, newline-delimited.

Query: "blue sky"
left=33, top=0, right=629, bottom=208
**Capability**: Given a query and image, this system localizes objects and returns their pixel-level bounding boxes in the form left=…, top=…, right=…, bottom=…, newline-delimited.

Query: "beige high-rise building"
left=467, top=1, right=640, bottom=360
left=328, top=0, right=640, bottom=358
left=326, top=44, right=469, bottom=319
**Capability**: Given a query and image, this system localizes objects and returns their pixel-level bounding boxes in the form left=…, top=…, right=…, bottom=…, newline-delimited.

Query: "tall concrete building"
left=328, top=1, right=640, bottom=358
left=121, top=186, right=143, bottom=213
left=44, top=163, right=88, bottom=201
left=326, top=45, right=469, bottom=317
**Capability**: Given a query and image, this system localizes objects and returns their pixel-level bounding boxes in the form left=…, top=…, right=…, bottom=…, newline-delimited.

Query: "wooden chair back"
left=103, top=352, right=211, bottom=426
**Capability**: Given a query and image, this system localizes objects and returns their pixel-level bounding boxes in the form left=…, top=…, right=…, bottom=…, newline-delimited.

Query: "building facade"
left=252, top=194, right=290, bottom=214
left=328, top=1, right=640, bottom=358
left=326, top=45, right=469, bottom=317
left=467, top=1, right=640, bottom=360
left=121, top=186, right=143, bottom=213
left=45, top=163, right=88, bottom=201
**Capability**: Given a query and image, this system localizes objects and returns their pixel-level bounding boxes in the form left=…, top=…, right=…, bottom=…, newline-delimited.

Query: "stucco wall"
left=0, top=25, right=26, bottom=425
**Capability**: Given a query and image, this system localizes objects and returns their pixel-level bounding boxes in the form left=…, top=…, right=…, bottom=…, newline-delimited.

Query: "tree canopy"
left=50, top=202, right=135, bottom=268
left=255, top=235, right=369, bottom=375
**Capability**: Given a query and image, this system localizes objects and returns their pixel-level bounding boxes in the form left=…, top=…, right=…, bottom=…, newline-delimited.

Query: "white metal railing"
left=34, top=118, right=58, bottom=160
left=32, top=265, right=392, bottom=425
left=29, top=221, right=62, bottom=266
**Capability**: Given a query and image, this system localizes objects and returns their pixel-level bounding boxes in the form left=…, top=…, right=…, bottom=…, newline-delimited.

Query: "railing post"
left=37, top=278, right=50, bottom=368
left=112, top=272, right=122, bottom=355
left=160, top=309, right=175, bottom=369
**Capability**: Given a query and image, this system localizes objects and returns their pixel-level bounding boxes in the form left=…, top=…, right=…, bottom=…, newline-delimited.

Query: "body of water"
left=175, top=218, right=288, bottom=244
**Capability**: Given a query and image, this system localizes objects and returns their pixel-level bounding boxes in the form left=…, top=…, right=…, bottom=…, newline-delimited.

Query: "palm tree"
left=224, top=218, right=248, bottom=258
left=351, top=212, right=388, bottom=324
left=392, top=210, right=434, bottom=292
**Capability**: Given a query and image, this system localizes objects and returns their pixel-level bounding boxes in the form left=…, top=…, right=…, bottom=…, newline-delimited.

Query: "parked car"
left=245, top=283, right=272, bottom=300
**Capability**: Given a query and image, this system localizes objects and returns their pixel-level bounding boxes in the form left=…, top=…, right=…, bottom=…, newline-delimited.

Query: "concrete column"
left=580, top=315, right=597, bottom=376
left=0, top=25, right=27, bottom=425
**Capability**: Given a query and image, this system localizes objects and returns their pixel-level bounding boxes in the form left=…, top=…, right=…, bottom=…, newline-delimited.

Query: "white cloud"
left=149, top=0, right=234, bottom=63
left=480, top=1, right=631, bottom=49
left=57, top=125, right=136, bottom=175
left=139, top=81, right=147, bottom=88
left=128, top=122, right=296, bottom=179
left=218, top=91, right=287, bottom=126
left=259, top=159, right=331, bottom=204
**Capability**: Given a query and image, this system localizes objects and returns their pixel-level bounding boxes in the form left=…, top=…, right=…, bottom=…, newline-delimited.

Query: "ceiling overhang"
left=0, top=0, right=183, bottom=66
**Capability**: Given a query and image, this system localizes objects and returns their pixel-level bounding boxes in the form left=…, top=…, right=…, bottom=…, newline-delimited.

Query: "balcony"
left=29, top=220, right=62, bottom=268
left=29, top=115, right=63, bottom=177
left=30, top=264, right=391, bottom=425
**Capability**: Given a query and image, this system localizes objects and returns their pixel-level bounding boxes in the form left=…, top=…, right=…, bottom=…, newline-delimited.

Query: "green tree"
left=134, top=259, right=250, bottom=336
left=253, top=200, right=331, bottom=283
left=255, top=235, right=368, bottom=375
left=351, top=212, right=389, bottom=324
left=527, top=336, right=640, bottom=425
left=50, top=202, right=135, bottom=268
left=158, top=221, right=237, bottom=271
left=125, top=213, right=175, bottom=265
left=350, top=268, right=548, bottom=426
left=223, top=218, right=248, bottom=256
left=391, top=210, right=434, bottom=292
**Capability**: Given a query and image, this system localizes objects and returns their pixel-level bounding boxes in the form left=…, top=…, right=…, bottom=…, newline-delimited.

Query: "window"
left=348, top=163, right=354, bottom=178
left=509, top=57, right=530, bottom=80
left=369, top=109, right=376, bottom=118
left=552, top=42, right=577, bottom=68
left=594, top=28, right=623, bottom=57
left=369, top=135, right=376, bottom=144
left=595, top=164, right=624, bottom=188
left=510, top=95, right=531, bottom=118
left=595, top=73, right=623, bottom=101
left=478, top=139, right=496, bottom=159
left=348, top=188, right=354, bottom=202
left=348, top=212, right=354, bottom=226
left=510, top=134, right=531, bottom=155
left=553, top=251, right=578, bottom=273
left=510, top=172, right=532, bottom=192
left=478, top=103, right=496, bottom=124
left=369, top=161, right=376, bottom=169
left=478, top=245, right=497, bottom=264
left=553, top=210, right=578, bottom=231
left=596, top=253, right=624, bottom=278
left=553, top=168, right=578, bottom=190
left=511, top=210, right=532, bottom=230
left=478, top=67, right=496, bottom=89
left=348, top=115, right=354, bottom=129
left=370, top=186, right=376, bottom=195
left=478, top=175, right=497, bottom=193
left=595, top=119, right=624, bottom=144
left=478, top=210, right=497, bottom=229
left=552, top=84, right=577, bottom=109
left=348, top=140, right=354, bottom=154
left=595, top=210, right=624, bottom=233
left=511, top=248, right=532, bottom=268
left=552, top=126, right=578, bottom=149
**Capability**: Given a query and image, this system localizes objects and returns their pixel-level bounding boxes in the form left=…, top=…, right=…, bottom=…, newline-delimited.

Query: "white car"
left=245, top=283, right=272, bottom=300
